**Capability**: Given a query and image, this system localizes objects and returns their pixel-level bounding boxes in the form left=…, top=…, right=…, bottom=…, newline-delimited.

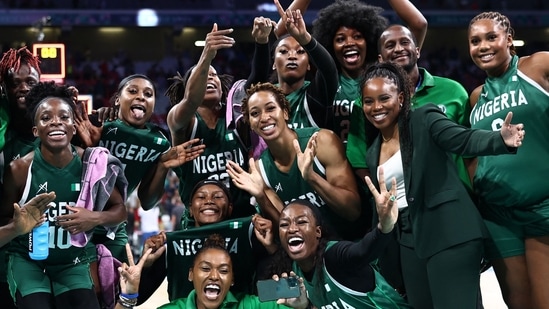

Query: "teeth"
left=48, top=131, right=65, bottom=136
left=344, top=51, right=358, bottom=56
left=206, top=83, right=216, bottom=89
left=262, top=125, right=274, bottom=131
left=288, top=237, right=303, bottom=245
left=131, top=105, right=145, bottom=111
left=373, top=114, right=386, bottom=120
left=206, top=284, right=220, bottom=290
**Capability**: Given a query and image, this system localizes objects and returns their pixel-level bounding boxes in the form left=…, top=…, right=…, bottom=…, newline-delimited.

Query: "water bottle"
left=29, top=221, right=49, bottom=260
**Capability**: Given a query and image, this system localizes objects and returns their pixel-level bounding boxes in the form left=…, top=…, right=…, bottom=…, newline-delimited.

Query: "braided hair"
left=359, top=62, right=413, bottom=168
left=165, top=67, right=233, bottom=107
left=469, top=12, right=516, bottom=56
left=0, top=46, right=41, bottom=83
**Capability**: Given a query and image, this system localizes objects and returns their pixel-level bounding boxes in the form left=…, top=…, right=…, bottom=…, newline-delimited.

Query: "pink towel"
left=71, top=147, right=128, bottom=247
left=96, top=244, right=122, bottom=309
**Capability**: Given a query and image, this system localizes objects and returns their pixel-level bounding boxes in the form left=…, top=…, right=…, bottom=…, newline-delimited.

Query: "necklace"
left=382, top=134, right=392, bottom=142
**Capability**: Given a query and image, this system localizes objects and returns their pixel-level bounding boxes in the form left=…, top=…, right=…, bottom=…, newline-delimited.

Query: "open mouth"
left=343, top=50, right=360, bottom=63
left=48, top=130, right=67, bottom=140
left=130, top=105, right=146, bottom=120
left=287, top=236, right=304, bottom=253
left=204, top=284, right=221, bottom=300
left=206, top=82, right=217, bottom=90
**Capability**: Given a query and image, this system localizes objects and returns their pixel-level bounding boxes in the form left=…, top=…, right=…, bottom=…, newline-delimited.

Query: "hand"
left=227, top=158, right=266, bottom=197
left=365, top=167, right=398, bottom=234
left=67, top=86, right=80, bottom=105
left=252, top=214, right=274, bottom=249
left=93, top=106, right=118, bottom=123
left=159, top=138, right=206, bottom=169
left=13, top=192, right=56, bottom=235
left=142, top=232, right=167, bottom=268
left=500, top=112, right=525, bottom=147
left=274, top=272, right=310, bottom=309
left=203, top=23, right=235, bottom=61
left=119, top=243, right=153, bottom=294
left=252, top=16, right=276, bottom=44
left=55, top=205, right=99, bottom=235
left=274, top=0, right=311, bottom=45
left=74, top=99, right=103, bottom=147
left=293, top=132, right=317, bottom=181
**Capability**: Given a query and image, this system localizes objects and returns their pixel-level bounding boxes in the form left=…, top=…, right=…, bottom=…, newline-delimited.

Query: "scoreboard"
left=32, top=43, right=66, bottom=80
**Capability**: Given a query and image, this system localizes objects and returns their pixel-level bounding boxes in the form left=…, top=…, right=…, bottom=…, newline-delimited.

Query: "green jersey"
left=284, top=81, right=318, bottom=129
left=175, top=114, right=252, bottom=218
left=2, top=135, right=37, bottom=166
left=339, top=75, right=370, bottom=169
left=258, top=127, right=359, bottom=239
left=158, top=290, right=284, bottom=309
left=166, top=217, right=255, bottom=301
left=9, top=146, right=95, bottom=264
left=99, top=119, right=170, bottom=194
left=470, top=55, right=549, bottom=207
left=293, top=241, right=411, bottom=309
left=0, top=95, right=8, bottom=151
left=332, top=75, right=358, bottom=144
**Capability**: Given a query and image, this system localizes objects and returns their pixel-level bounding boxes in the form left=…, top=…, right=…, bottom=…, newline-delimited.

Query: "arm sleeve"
left=303, top=38, right=338, bottom=128
left=323, top=228, right=392, bottom=291
left=421, top=104, right=516, bottom=156
left=245, top=42, right=271, bottom=89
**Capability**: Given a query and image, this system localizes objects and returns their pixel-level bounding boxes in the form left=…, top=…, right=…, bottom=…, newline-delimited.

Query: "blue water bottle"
left=29, top=221, right=49, bottom=260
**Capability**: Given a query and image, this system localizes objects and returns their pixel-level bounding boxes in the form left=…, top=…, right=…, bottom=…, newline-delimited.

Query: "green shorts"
left=481, top=198, right=549, bottom=259
left=7, top=253, right=95, bottom=298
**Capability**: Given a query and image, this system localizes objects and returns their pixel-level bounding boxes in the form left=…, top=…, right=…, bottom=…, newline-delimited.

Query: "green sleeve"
left=346, top=100, right=368, bottom=169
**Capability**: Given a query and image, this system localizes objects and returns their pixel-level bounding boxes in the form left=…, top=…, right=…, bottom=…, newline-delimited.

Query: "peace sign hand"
left=365, top=167, right=398, bottom=234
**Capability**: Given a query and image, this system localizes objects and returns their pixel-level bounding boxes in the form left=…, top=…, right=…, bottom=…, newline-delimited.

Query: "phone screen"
left=256, top=277, right=300, bottom=302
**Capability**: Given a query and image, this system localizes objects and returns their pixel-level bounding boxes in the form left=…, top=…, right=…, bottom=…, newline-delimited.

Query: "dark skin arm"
left=137, top=139, right=205, bottom=210
left=56, top=186, right=126, bottom=234
left=388, top=0, right=428, bottom=50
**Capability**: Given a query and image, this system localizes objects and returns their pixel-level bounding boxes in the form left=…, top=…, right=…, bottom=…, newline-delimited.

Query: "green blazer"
left=366, top=104, right=515, bottom=258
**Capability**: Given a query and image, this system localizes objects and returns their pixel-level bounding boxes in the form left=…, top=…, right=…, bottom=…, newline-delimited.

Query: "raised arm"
left=296, top=130, right=361, bottom=221
left=167, top=23, right=235, bottom=145
left=388, top=0, right=428, bottom=50
left=274, top=0, right=311, bottom=38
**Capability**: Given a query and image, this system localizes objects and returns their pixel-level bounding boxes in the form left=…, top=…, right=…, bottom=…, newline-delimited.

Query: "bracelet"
left=120, top=293, right=138, bottom=299
left=118, top=294, right=138, bottom=308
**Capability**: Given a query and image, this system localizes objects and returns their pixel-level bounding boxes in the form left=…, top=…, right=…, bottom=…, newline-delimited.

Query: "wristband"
left=120, top=293, right=138, bottom=299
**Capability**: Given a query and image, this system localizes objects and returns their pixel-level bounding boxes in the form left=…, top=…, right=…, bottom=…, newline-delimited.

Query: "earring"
left=400, top=104, right=403, bottom=108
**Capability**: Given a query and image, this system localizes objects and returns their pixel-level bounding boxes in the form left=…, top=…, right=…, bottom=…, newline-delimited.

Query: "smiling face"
left=333, top=26, right=367, bottom=78
left=190, top=184, right=232, bottom=226
left=245, top=90, right=289, bottom=141
left=32, top=98, right=76, bottom=149
left=273, top=36, right=310, bottom=85
left=278, top=203, right=321, bottom=270
left=116, top=77, right=155, bottom=128
left=189, top=248, right=233, bottom=309
left=362, top=77, right=403, bottom=131
left=6, top=63, right=40, bottom=111
left=468, top=19, right=513, bottom=76
left=378, top=25, right=419, bottom=73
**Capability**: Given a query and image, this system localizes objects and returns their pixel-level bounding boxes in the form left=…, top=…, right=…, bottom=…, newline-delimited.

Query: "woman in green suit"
left=360, top=62, right=525, bottom=309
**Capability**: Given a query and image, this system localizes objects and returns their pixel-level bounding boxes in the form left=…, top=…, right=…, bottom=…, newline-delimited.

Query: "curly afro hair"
left=312, top=0, right=387, bottom=72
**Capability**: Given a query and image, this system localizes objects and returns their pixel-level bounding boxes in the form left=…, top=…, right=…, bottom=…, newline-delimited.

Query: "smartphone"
left=256, top=277, right=301, bottom=302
